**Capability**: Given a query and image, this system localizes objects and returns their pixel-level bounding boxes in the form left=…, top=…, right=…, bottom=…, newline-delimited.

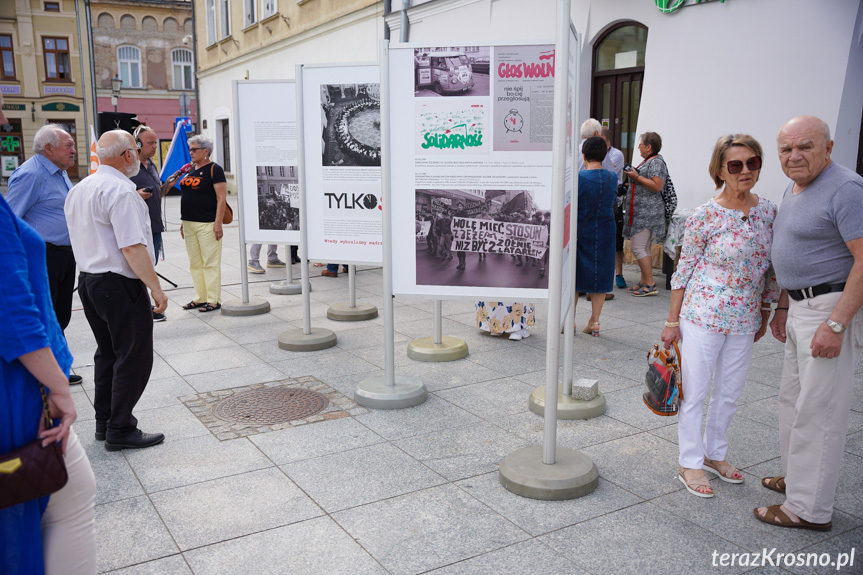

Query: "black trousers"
left=78, top=272, right=153, bottom=438
left=45, top=245, right=76, bottom=332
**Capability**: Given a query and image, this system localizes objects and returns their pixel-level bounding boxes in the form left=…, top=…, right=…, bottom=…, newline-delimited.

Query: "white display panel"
left=560, top=25, right=578, bottom=330
left=300, top=64, right=383, bottom=265
left=234, top=81, right=301, bottom=244
left=390, top=43, right=557, bottom=299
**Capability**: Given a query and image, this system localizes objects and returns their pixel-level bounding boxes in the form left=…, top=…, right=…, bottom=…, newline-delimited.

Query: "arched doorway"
left=591, top=22, right=647, bottom=164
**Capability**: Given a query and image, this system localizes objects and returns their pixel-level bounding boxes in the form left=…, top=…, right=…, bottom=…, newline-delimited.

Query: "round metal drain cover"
left=212, top=388, right=329, bottom=425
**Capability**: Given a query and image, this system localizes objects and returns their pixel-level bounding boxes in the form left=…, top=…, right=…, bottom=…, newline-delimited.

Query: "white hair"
left=188, top=134, right=213, bottom=155
left=96, top=130, right=134, bottom=161
left=33, top=124, right=70, bottom=155
left=580, top=118, right=602, bottom=140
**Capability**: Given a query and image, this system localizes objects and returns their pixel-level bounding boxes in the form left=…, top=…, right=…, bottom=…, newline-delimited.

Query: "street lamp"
left=111, top=75, right=122, bottom=112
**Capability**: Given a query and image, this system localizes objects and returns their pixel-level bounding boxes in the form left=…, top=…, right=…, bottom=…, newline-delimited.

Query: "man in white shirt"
left=65, top=130, right=167, bottom=451
left=577, top=118, right=602, bottom=172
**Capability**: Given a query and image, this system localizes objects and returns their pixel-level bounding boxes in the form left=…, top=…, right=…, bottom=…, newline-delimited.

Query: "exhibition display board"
left=389, top=42, right=567, bottom=301
left=234, top=81, right=301, bottom=245
left=299, top=64, right=383, bottom=265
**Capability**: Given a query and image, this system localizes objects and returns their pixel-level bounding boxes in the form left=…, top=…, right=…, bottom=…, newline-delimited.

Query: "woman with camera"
left=622, top=132, right=668, bottom=297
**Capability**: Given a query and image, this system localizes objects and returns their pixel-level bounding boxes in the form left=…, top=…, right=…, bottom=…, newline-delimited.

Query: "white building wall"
left=197, top=7, right=382, bottom=189
left=390, top=0, right=863, bottom=209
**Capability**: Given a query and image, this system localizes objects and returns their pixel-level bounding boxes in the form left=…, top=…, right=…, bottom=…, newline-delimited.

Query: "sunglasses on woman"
left=725, top=156, right=762, bottom=174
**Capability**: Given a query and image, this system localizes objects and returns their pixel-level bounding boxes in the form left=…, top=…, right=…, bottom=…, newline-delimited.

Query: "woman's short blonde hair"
left=708, top=133, right=764, bottom=189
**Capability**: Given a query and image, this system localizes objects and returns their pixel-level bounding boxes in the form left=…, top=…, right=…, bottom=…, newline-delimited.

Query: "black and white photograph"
left=415, top=188, right=549, bottom=289
left=256, top=165, right=300, bottom=231
left=320, top=84, right=381, bottom=167
left=413, top=46, right=490, bottom=97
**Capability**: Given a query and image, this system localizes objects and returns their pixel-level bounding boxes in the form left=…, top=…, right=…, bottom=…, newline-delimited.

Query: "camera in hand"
left=623, top=163, right=633, bottom=173
left=143, top=187, right=155, bottom=194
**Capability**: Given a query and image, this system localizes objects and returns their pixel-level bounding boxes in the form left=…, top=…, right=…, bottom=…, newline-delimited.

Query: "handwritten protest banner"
left=450, top=217, right=548, bottom=259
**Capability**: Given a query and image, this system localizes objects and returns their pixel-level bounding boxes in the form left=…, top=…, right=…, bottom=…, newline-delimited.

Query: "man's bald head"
left=777, top=115, right=833, bottom=189
left=97, top=130, right=140, bottom=178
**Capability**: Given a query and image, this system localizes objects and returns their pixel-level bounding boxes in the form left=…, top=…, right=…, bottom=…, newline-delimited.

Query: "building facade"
left=89, top=0, right=197, bottom=166
left=1, top=0, right=96, bottom=181
left=192, top=0, right=382, bottom=192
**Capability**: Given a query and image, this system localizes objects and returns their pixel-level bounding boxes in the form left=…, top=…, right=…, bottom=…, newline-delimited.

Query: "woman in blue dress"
left=0, top=193, right=96, bottom=574
left=576, top=136, right=618, bottom=336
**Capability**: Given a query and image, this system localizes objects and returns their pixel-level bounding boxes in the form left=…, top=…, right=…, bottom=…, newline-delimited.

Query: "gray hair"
left=580, top=118, right=602, bottom=140
left=778, top=115, right=832, bottom=144
left=33, top=124, right=70, bottom=154
left=96, top=130, right=135, bottom=161
left=188, top=134, right=213, bottom=155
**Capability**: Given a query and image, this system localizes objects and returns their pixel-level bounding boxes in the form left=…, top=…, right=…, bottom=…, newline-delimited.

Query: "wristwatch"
left=826, top=319, right=846, bottom=334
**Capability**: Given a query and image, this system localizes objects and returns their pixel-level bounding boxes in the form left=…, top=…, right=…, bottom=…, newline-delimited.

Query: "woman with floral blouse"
left=661, top=134, right=779, bottom=498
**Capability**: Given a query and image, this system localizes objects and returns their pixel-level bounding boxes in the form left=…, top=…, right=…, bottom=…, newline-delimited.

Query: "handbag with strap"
left=0, top=384, right=69, bottom=510
left=643, top=341, right=684, bottom=416
left=208, top=163, right=233, bottom=225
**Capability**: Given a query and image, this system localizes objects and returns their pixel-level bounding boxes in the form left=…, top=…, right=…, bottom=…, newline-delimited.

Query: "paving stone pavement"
left=63, top=197, right=862, bottom=574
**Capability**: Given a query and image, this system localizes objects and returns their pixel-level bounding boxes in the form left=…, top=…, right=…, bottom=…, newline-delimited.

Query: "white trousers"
left=780, top=291, right=861, bottom=524
left=678, top=319, right=754, bottom=469
left=41, top=428, right=97, bottom=575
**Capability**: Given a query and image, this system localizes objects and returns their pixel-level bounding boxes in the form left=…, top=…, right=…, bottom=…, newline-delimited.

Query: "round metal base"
left=354, top=375, right=428, bottom=409
left=407, top=336, right=469, bottom=362
left=277, top=327, right=337, bottom=351
left=269, top=280, right=304, bottom=295
left=528, top=388, right=606, bottom=420
left=220, top=297, right=271, bottom=316
left=327, top=302, right=378, bottom=321
left=499, top=445, right=599, bottom=500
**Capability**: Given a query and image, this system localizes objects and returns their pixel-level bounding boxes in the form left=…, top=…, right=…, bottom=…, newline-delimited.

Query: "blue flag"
left=160, top=118, right=192, bottom=189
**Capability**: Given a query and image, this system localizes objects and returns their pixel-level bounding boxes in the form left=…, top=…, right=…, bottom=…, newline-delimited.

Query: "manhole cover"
left=211, top=387, right=329, bottom=425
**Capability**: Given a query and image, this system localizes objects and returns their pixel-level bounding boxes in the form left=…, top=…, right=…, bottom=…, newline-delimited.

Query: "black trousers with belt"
left=45, top=243, right=77, bottom=332
left=77, top=271, right=153, bottom=438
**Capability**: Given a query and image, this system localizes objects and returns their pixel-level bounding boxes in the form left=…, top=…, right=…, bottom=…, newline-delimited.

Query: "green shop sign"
left=42, top=102, right=80, bottom=112
left=655, top=0, right=725, bottom=13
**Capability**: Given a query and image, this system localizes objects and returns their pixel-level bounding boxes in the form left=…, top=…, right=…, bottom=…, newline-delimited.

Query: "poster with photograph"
left=234, top=81, right=300, bottom=244
left=390, top=43, right=555, bottom=300
left=301, top=64, right=382, bottom=264
left=413, top=47, right=490, bottom=98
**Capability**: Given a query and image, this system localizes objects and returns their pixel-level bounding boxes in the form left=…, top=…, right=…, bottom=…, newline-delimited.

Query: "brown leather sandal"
left=761, top=476, right=786, bottom=493
left=753, top=505, right=832, bottom=531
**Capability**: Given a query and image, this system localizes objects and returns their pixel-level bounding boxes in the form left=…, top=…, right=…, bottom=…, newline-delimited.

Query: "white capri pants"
left=628, top=228, right=654, bottom=260
left=42, top=427, right=97, bottom=575
left=677, top=318, right=754, bottom=469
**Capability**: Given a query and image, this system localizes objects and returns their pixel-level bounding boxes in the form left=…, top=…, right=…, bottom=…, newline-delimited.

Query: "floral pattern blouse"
left=475, top=301, right=535, bottom=334
left=670, top=196, right=779, bottom=334
left=623, top=154, right=668, bottom=243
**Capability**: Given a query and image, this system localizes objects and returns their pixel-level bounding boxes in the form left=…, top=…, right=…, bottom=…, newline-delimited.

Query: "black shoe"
left=69, top=374, right=83, bottom=385
left=105, top=429, right=165, bottom=451
left=153, top=311, right=167, bottom=322
left=95, top=424, right=106, bottom=441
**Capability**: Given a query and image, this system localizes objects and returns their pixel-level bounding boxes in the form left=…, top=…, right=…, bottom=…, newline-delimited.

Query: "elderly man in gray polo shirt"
left=755, top=116, right=863, bottom=531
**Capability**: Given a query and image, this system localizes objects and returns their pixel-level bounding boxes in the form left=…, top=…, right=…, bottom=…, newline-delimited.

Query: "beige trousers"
left=779, top=291, right=862, bottom=524
left=42, top=428, right=97, bottom=574
left=183, top=220, right=223, bottom=304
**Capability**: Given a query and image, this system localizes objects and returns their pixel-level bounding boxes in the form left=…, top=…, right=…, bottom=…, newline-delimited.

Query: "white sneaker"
left=509, top=329, right=530, bottom=341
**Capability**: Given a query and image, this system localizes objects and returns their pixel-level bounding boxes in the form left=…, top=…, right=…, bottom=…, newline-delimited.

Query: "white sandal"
left=678, top=467, right=714, bottom=498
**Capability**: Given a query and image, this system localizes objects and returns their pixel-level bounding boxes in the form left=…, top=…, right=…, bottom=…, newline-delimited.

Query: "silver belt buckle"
left=803, top=287, right=815, bottom=299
